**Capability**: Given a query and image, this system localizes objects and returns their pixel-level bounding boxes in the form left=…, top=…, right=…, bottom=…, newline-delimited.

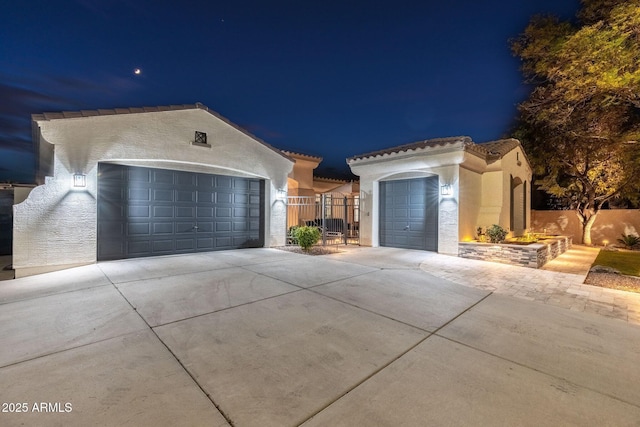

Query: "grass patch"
left=592, top=250, right=640, bottom=277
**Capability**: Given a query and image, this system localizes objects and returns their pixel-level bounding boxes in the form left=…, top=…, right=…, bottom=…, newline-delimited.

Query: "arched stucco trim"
left=99, top=159, right=273, bottom=180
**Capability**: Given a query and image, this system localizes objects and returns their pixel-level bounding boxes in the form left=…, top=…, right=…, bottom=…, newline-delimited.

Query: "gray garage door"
left=97, top=164, right=264, bottom=260
left=379, top=177, right=438, bottom=251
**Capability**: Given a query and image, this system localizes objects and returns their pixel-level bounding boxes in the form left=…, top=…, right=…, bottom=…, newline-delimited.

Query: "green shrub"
left=617, top=233, right=640, bottom=250
left=486, top=224, right=508, bottom=243
left=295, top=226, right=321, bottom=252
left=288, top=226, right=299, bottom=244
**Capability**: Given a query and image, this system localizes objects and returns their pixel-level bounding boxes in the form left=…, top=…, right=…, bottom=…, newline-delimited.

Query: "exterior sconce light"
left=441, top=184, right=453, bottom=197
left=276, top=189, right=287, bottom=201
left=73, top=173, right=87, bottom=188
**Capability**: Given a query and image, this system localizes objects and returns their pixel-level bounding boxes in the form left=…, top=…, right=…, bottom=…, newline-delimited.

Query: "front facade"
left=348, top=136, right=532, bottom=255
left=14, top=104, right=293, bottom=277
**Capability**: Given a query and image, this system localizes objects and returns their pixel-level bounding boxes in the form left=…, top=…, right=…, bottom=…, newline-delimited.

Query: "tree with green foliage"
left=511, top=0, right=640, bottom=245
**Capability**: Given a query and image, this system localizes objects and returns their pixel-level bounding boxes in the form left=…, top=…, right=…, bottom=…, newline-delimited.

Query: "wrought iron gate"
left=286, top=193, right=359, bottom=246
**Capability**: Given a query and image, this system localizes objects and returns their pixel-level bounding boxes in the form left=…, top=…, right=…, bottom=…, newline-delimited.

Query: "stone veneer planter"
left=458, top=236, right=572, bottom=268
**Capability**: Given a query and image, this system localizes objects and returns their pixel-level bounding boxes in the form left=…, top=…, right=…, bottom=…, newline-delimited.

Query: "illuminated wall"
left=14, top=106, right=293, bottom=277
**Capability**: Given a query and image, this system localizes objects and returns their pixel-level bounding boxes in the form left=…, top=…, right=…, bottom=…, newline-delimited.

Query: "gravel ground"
left=584, top=272, right=640, bottom=293
left=275, top=246, right=343, bottom=255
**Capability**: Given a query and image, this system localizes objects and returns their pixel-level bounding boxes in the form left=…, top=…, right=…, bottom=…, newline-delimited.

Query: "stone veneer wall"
left=458, top=236, right=572, bottom=268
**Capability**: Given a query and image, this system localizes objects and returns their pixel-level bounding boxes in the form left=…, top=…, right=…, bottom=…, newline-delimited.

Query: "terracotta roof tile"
left=282, top=150, right=323, bottom=161
left=348, top=136, right=472, bottom=162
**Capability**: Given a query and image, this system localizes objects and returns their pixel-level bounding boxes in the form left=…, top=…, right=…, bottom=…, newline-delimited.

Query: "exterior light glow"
left=73, top=174, right=87, bottom=188
left=441, top=184, right=453, bottom=196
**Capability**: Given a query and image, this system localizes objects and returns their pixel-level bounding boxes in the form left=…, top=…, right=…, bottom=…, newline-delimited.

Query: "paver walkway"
left=417, top=245, right=640, bottom=325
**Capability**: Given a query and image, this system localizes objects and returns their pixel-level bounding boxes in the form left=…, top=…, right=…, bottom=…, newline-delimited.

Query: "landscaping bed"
left=585, top=272, right=640, bottom=293
left=585, top=249, right=640, bottom=294
left=458, top=236, right=572, bottom=268
left=275, top=245, right=342, bottom=256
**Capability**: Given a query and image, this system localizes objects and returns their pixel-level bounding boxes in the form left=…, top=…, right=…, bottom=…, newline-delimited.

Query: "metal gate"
left=286, top=193, right=359, bottom=246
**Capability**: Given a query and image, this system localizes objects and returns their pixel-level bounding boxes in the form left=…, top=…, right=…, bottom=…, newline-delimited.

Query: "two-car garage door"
left=97, top=164, right=264, bottom=260
left=379, top=177, right=438, bottom=251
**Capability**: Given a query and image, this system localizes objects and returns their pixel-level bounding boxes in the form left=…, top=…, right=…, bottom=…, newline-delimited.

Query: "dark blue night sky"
left=1, top=0, right=581, bottom=183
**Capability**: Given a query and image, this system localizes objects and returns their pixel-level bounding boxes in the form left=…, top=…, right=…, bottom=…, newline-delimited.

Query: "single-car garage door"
left=379, top=176, right=438, bottom=251
left=97, top=163, right=264, bottom=260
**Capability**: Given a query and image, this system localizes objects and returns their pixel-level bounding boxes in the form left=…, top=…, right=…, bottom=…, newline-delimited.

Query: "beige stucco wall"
left=459, top=166, right=482, bottom=241
left=498, top=147, right=532, bottom=234
left=287, top=154, right=320, bottom=197
left=531, top=209, right=640, bottom=245
left=14, top=108, right=293, bottom=277
left=474, top=147, right=531, bottom=235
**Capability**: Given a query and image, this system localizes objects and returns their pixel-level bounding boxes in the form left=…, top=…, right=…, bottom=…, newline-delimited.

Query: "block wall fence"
left=531, top=209, right=640, bottom=245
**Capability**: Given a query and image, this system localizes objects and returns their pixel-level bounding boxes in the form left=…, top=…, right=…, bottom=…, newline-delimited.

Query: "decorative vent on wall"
left=192, top=131, right=210, bottom=147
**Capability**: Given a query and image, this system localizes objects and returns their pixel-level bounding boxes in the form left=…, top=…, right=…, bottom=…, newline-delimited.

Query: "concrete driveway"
left=1, top=247, right=639, bottom=426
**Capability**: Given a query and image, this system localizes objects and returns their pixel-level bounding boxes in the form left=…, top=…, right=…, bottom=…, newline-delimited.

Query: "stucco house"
left=14, top=103, right=293, bottom=277
left=284, top=150, right=360, bottom=240
left=347, top=136, right=532, bottom=255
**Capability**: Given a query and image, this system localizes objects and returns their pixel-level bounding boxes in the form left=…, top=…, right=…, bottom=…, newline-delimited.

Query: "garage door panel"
left=128, top=223, right=150, bottom=236
left=152, top=240, right=174, bottom=252
left=175, top=239, right=196, bottom=251
left=129, top=187, right=150, bottom=201
left=216, top=177, right=232, bottom=189
left=98, top=164, right=264, bottom=260
left=175, top=206, right=195, bottom=218
left=176, top=190, right=195, bottom=203
left=153, top=206, right=174, bottom=218
left=380, top=177, right=438, bottom=251
left=197, top=238, right=214, bottom=249
left=216, top=207, right=231, bottom=218
left=153, top=223, right=173, bottom=234
left=233, top=179, right=248, bottom=190
left=175, top=222, right=195, bottom=233
left=234, top=193, right=248, bottom=204
left=410, top=208, right=426, bottom=218
left=98, top=240, right=125, bottom=258
left=197, top=175, right=215, bottom=187
left=99, top=222, right=124, bottom=235
left=153, top=170, right=174, bottom=184
left=233, top=222, right=247, bottom=232
left=196, top=222, right=214, bottom=232
left=197, top=207, right=213, bottom=218
left=128, top=241, right=151, bottom=255
left=154, top=189, right=173, bottom=202
left=128, top=206, right=150, bottom=218
left=176, top=172, right=195, bottom=186
left=216, top=192, right=232, bottom=204
left=128, top=168, right=151, bottom=182
left=197, top=191, right=214, bottom=203
left=409, top=222, right=425, bottom=232
left=216, top=236, right=232, bottom=247
left=98, top=202, right=125, bottom=220
left=215, top=222, right=232, bottom=232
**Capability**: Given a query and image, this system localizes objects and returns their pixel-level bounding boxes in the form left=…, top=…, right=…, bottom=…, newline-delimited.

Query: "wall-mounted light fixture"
left=441, top=184, right=453, bottom=197
left=73, top=173, right=87, bottom=188
left=276, top=189, right=287, bottom=201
